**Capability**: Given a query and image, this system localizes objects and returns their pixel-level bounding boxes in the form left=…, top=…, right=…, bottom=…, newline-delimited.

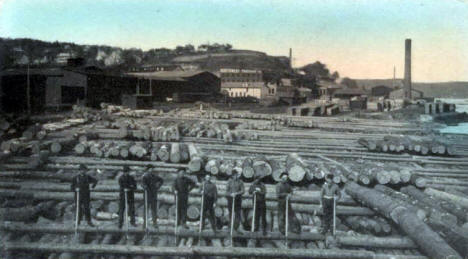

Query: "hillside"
left=0, top=37, right=289, bottom=72
left=355, top=79, right=468, bottom=98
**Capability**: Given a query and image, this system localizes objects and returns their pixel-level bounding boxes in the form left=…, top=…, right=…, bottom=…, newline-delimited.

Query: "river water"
left=436, top=98, right=468, bottom=135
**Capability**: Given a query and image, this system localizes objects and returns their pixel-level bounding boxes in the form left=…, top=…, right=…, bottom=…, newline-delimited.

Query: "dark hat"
left=79, top=164, right=87, bottom=170
left=123, top=165, right=130, bottom=172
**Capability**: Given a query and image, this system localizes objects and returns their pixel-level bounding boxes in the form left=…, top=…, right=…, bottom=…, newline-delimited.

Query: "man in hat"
left=248, top=175, right=267, bottom=235
left=276, top=174, right=301, bottom=234
left=141, top=165, right=164, bottom=227
left=320, top=174, right=341, bottom=235
left=226, top=170, right=244, bottom=232
left=71, top=164, right=97, bottom=226
left=172, top=169, right=198, bottom=228
left=200, top=174, right=218, bottom=233
left=118, top=165, right=137, bottom=228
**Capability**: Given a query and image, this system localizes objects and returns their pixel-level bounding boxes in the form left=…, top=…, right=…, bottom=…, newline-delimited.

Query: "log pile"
left=74, top=140, right=190, bottom=163
left=358, top=135, right=456, bottom=156
left=1, top=102, right=467, bottom=259
left=101, top=103, right=162, bottom=118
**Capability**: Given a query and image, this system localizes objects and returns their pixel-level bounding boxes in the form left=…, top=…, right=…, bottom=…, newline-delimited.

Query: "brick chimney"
left=404, top=39, right=412, bottom=99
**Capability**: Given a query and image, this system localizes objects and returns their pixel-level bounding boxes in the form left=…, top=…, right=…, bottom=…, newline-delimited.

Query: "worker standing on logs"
left=118, top=165, right=137, bottom=228
left=141, top=165, right=164, bottom=227
left=277, top=174, right=301, bottom=234
left=173, top=169, right=198, bottom=228
left=320, top=174, right=342, bottom=235
left=227, top=171, right=245, bottom=232
left=248, top=176, right=267, bottom=235
left=70, top=164, right=97, bottom=227
left=200, top=174, right=218, bottom=233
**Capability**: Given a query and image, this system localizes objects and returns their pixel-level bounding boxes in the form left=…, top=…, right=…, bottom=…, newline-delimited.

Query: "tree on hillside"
left=331, top=71, right=340, bottom=81
left=300, top=61, right=330, bottom=78
left=341, top=77, right=358, bottom=88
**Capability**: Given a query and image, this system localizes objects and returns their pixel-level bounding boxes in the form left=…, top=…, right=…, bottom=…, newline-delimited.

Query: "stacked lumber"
left=358, top=135, right=456, bottom=156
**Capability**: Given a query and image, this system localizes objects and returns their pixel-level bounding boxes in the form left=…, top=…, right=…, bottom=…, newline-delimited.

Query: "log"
left=205, top=159, right=219, bottom=175
left=400, top=186, right=458, bottom=222
left=2, top=242, right=429, bottom=259
left=28, top=150, right=50, bottom=169
left=345, top=182, right=462, bottom=259
left=252, top=160, right=272, bottom=179
left=0, top=189, right=373, bottom=216
left=424, top=188, right=468, bottom=210
left=170, top=143, right=181, bottom=163
left=188, top=143, right=203, bottom=173
left=427, top=218, right=468, bottom=256
left=286, top=153, right=307, bottom=182
left=157, top=144, right=170, bottom=162
left=358, top=138, right=377, bottom=151
left=408, top=174, right=427, bottom=189
left=242, top=157, right=255, bottom=179
left=179, top=143, right=189, bottom=162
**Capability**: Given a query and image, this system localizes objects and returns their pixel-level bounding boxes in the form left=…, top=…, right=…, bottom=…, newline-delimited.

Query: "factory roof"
left=334, top=88, right=366, bottom=96
left=127, top=70, right=216, bottom=81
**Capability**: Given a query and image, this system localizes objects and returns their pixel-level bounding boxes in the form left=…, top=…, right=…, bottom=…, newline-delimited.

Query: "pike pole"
left=144, top=189, right=148, bottom=234
left=174, top=191, right=178, bottom=245
left=124, top=188, right=129, bottom=240
left=251, top=192, right=257, bottom=232
left=75, top=188, right=80, bottom=238
left=285, top=194, right=289, bottom=248
left=198, top=182, right=205, bottom=244
left=333, top=195, right=336, bottom=237
left=230, top=193, right=236, bottom=247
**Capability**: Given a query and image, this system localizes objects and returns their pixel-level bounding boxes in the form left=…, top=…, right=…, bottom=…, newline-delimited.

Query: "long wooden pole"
left=3, top=242, right=428, bottom=259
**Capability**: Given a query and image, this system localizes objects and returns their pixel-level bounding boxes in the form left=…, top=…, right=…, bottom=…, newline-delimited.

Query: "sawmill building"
left=126, top=70, right=221, bottom=103
left=0, top=66, right=136, bottom=113
left=219, top=68, right=276, bottom=100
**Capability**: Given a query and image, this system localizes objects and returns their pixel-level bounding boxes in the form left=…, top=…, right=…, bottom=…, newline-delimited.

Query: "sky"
left=1, top=0, right=468, bottom=82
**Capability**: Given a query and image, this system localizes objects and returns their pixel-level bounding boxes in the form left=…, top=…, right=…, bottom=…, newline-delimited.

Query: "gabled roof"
left=334, top=88, right=366, bottom=96
left=0, top=68, right=64, bottom=77
left=127, top=70, right=217, bottom=81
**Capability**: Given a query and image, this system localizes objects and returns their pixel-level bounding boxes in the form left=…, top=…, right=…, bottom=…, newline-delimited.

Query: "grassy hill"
left=0, top=37, right=289, bottom=72
left=355, top=79, right=468, bottom=98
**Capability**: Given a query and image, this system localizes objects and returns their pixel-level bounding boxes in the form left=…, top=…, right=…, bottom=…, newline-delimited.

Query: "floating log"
left=345, top=181, right=462, bottom=259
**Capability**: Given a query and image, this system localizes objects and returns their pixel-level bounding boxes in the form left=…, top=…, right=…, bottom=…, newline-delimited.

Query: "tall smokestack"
left=289, top=48, right=292, bottom=69
left=404, top=39, right=412, bottom=99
